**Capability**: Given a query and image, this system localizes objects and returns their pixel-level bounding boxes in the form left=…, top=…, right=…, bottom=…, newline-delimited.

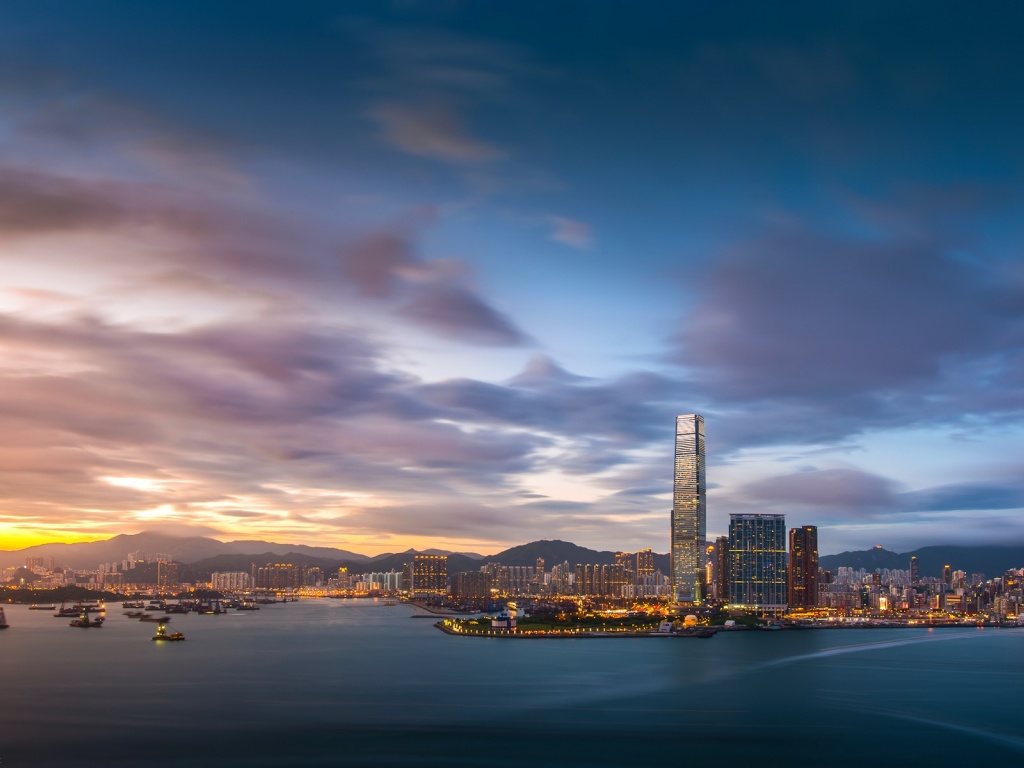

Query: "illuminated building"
left=714, top=536, right=729, bottom=601
left=671, top=414, right=706, bottom=603
left=787, top=526, right=819, bottom=609
left=452, top=570, right=491, bottom=600
left=910, top=555, right=919, bottom=585
left=157, top=561, right=179, bottom=589
left=411, top=554, right=448, bottom=596
left=728, top=514, right=787, bottom=615
left=211, top=571, right=251, bottom=591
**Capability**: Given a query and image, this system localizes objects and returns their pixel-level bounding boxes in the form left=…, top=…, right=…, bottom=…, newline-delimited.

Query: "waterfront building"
left=253, top=563, right=302, bottom=590
left=671, top=413, right=706, bottom=603
left=788, top=526, right=819, bottom=609
left=411, top=554, right=447, bottom=596
left=714, top=536, right=729, bottom=601
left=452, top=570, right=491, bottom=601
left=728, top=514, right=787, bottom=615
left=211, top=571, right=251, bottom=591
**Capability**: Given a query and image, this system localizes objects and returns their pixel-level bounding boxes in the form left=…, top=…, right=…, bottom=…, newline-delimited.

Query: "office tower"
left=671, top=413, right=706, bottom=603
left=942, top=564, right=952, bottom=590
left=910, top=556, right=919, bottom=585
left=788, top=526, right=818, bottom=609
left=412, top=554, right=448, bottom=596
left=728, top=514, right=787, bottom=615
left=714, top=536, right=729, bottom=601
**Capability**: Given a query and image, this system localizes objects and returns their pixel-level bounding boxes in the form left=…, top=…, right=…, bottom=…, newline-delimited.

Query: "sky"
left=1, top=2, right=1023, bottom=556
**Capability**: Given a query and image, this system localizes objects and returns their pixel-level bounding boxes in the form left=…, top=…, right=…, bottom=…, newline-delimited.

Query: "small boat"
left=139, top=615, right=171, bottom=623
left=29, top=604, right=56, bottom=610
left=0, top=607, right=9, bottom=629
left=124, top=610, right=145, bottom=618
left=122, top=600, right=146, bottom=609
left=69, top=611, right=104, bottom=628
left=236, top=601, right=260, bottom=611
left=152, top=622, right=185, bottom=642
left=384, top=600, right=398, bottom=606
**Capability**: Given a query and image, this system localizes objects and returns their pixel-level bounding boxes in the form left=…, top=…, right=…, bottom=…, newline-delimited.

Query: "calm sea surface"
left=2, top=599, right=1022, bottom=766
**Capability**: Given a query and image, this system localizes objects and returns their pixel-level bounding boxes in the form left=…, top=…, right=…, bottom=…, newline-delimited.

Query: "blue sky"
left=1, top=2, right=1023, bottom=554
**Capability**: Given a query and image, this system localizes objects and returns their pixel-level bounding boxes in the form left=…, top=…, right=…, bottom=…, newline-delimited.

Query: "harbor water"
left=2, top=599, right=1022, bottom=766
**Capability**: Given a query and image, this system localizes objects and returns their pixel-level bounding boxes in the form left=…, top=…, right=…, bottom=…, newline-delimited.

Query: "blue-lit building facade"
left=728, top=513, right=787, bottom=615
left=671, top=414, right=706, bottom=603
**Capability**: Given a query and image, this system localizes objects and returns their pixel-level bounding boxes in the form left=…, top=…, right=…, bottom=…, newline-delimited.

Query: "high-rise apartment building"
left=157, top=561, right=179, bottom=589
left=411, top=554, right=448, bottom=596
left=728, top=514, right=787, bottom=615
left=787, top=526, right=819, bottom=609
left=671, top=414, right=706, bottom=603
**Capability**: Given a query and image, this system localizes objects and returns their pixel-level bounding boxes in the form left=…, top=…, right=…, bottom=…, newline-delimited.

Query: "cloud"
left=399, top=284, right=529, bottom=346
left=370, top=102, right=504, bottom=164
left=547, top=216, right=592, bottom=249
left=671, top=196, right=1024, bottom=452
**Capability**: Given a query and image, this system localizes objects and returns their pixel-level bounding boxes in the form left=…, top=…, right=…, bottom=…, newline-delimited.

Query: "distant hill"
left=1, top=532, right=370, bottom=570
left=1, top=531, right=671, bottom=578
left=820, top=545, right=1024, bottom=580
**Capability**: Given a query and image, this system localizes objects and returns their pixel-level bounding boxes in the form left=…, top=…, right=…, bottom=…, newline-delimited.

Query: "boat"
left=164, top=603, right=188, bottom=614
left=122, top=600, right=146, bottom=609
left=29, top=604, right=56, bottom=610
left=124, top=610, right=145, bottom=618
left=236, top=601, right=260, bottom=611
left=54, top=604, right=82, bottom=617
left=139, top=615, right=171, bottom=623
left=0, top=607, right=8, bottom=629
left=152, top=622, right=185, bottom=642
left=69, top=611, right=104, bottom=628
left=384, top=600, right=398, bottom=606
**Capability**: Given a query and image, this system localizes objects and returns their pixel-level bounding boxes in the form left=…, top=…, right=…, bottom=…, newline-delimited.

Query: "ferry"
left=152, top=622, right=185, bottom=642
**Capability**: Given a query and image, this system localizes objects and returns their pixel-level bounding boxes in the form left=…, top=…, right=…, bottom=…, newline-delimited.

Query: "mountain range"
left=0, top=532, right=669, bottom=580
left=3, top=532, right=1022, bottom=583
left=819, top=545, right=1024, bottom=580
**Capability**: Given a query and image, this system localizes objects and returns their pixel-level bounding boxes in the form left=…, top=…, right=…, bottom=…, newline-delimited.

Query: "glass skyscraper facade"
left=671, top=413, right=706, bottom=603
left=728, top=513, right=787, bottom=615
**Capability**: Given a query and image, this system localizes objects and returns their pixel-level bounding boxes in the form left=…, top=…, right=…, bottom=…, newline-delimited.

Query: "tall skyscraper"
left=910, top=555, right=919, bottom=585
left=671, top=414, right=706, bottom=603
left=728, top=514, right=787, bottom=615
left=787, top=526, right=819, bottom=609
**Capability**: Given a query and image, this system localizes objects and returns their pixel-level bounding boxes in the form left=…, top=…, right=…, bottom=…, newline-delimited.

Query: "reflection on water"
left=2, top=600, right=1022, bottom=766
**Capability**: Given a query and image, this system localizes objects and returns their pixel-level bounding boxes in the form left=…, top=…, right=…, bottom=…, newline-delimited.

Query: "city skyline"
left=2, top=4, right=1024, bottom=555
